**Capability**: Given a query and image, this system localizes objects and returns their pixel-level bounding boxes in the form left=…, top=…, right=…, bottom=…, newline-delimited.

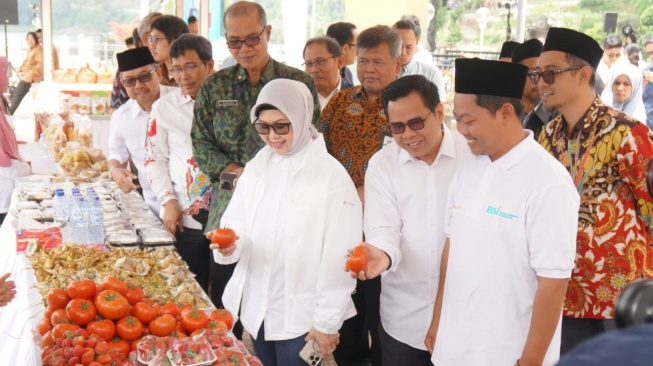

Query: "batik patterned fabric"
left=157, top=63, right=178, bottom=87
left=539, top=96, right=653, bottom=319
left=191, top=58, right=321, bottom=231
left=320, top=86, right=391, bottom=187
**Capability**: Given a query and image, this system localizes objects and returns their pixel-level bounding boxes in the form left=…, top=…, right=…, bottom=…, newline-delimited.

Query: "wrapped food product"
left=168, top=336, right=216, bottom=366
left=42, top=208, right=54, bottom=221
left=106, top=233, right=141, bottom=248
left=18, top=209, right=44, bottom=220
left=23, top=191, right=53, bottom=202
left=115, top=257, right=150, bottom=276
left=16, top=201, right=40, bottom=211
left=138, top=336, right=175, bottom=364
left=96, top=64, right=114, bottom=84
left=76, top=65, right=98, bottom=83
left=86, top=148, right=106, bottom=164
left=40, top=199, right=53, bottom=208
left=140, top=229, right=175, bottom=246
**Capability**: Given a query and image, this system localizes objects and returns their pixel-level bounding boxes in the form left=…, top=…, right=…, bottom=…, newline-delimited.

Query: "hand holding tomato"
left=346, top=242, right=389, bottom=281
left=206, top=228, right=238, bottom=248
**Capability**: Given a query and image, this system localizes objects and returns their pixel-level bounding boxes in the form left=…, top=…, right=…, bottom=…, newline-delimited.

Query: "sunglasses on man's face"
left=527, top=66, right=582, bottom=85
left=389, top=112, right=432, bottom=134
left=121, top=67, right=157, bottom=87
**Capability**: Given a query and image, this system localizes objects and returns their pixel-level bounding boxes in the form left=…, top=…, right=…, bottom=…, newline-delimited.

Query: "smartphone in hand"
left=299, top=339, right=322, bottom=365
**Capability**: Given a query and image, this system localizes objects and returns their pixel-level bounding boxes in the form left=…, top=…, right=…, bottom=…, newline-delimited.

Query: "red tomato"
left=37, top=316, right=52, bottom=335
left=50, top=308, right=69, bottom=326
left=108, top=337, right=131, bottom=356
left=132, top=302, right=157, bottom=325
left=65, top=298, right=97, bottom=326
left=46, top=288, right=70, bottom=309
left=209, top=308, right=234, bottom=330
left=41, top=330, right=55, bottom=347
left=148, top=314, right=177, bottom=337
left=346, top=245, right=369, bottom=273
left=86, top=319, right=116, bottom=340
left=180, top=309, right=208, bottom=333
left=208, top=228, right=237, bottom=248
left=94, top=290, right=129, bottom=320
left=102, top=276, right=127, bottom=295
left=66, top=279, right=96, bottom=300
left=124, top=284, right=143, bottom=305
left=115, top=316, right=143, bottom=341
left=52, top=323, right=80, bottom=340
left=157, top=301, right=178, bottom=318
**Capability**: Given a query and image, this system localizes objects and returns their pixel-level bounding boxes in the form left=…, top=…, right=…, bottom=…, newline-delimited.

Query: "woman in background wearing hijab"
left=210, top=79, right=361, bottom=366
left=602, top=63, right=647, bottom=122
left=0, top=103, right=31, bottom=226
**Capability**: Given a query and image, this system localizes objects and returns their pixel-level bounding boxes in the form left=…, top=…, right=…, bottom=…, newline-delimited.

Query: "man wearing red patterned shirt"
left=536, top=27, right=653, bottom=353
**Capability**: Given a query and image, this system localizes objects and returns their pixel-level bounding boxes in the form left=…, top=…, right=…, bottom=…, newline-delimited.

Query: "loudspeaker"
left=603, top=12, right=618, bottom=34
left=0, top=0, right=18, bottom=25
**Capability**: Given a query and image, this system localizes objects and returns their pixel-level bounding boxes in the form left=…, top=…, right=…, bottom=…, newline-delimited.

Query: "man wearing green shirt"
left=191, top=1, right=320, bottom=339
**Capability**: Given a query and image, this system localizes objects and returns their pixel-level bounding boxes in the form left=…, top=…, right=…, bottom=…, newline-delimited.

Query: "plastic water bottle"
left=70, top=197, right=90, bottom=244
left=53, top=189, right=70, bottom=223
left=88, top=196, right=104, bottom=244
left=39, top=133, right=49, bottom=157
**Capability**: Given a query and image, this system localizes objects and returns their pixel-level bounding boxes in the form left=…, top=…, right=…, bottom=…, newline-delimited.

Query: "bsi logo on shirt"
left=486, top=205, right=518, bottom=220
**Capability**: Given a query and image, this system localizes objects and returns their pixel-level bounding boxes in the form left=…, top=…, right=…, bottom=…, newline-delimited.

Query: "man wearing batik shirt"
left=320, top=25, right=403, bottom=366
left=144, top=34, right=214, bottom=292
left=191, top=1, right=320, bottom=338
left=535, top=27, right=653, bottom=353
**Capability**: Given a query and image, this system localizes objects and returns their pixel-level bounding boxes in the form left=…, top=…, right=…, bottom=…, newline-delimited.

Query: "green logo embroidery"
left=486, top=205, right=518, bottom=220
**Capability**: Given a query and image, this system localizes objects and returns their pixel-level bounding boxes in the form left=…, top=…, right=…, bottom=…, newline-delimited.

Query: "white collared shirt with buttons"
left=144, top=89, right=212, bottom=229
left=364, top=124, right=471, bottom=350
left=400, top=58, right=447, bottom=103
left=108, top=85, right=175, bottom=217
left=317, top=75, right=341, bottom=111
left=432, top=132, right=579, bottom=366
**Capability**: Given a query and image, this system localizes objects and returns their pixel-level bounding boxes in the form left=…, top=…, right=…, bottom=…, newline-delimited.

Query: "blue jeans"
left=251, top=323, right=308, bottom=366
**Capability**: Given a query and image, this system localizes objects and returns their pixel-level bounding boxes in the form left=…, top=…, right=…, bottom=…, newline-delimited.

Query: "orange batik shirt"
left=539, top=96, right=653, bottom=319
left=320, top=86, right=392, bottom=187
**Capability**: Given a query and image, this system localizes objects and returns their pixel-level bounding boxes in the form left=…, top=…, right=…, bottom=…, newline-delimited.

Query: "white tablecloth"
left=0, top=211, right=43, bottom=365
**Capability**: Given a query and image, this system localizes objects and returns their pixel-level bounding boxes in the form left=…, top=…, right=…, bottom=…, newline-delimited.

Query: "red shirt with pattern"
left=320, top=86, right=391, bottom=187
left=539, top=96, right=653, bottom=319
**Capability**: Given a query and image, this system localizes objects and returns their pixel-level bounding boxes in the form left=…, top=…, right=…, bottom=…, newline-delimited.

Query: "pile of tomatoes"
left=38, top=275, right=238, bottom=366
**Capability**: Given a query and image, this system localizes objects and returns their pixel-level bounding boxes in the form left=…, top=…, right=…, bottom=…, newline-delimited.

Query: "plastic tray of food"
left=106, top=233, right=141, bottom=247
left=18, top=209, right=44, bottom=220
left=168, top=336, right=216, bottom=366
left=16, top=201, right=40, bottom=211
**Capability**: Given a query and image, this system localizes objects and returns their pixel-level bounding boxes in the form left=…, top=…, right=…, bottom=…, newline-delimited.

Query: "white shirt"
left=400, top=58, right=447, bottom=103
left=318, top=76, right=341, bottom=111
left=0, top=159, right=31, bottom=213
left=596, top=58, right=628, bottom=85
left=144, top=89, right=211, bottom=229
left=108, top=85, right=174, bottom=217
left=364, top=125, right=471, bottom=350
left=433, top=133, right=580, bottom=366
left=214, top=135, right=360, bottom=338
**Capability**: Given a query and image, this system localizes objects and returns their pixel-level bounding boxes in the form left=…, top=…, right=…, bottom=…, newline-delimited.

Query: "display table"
left=0, top=210, right=43, bottom=365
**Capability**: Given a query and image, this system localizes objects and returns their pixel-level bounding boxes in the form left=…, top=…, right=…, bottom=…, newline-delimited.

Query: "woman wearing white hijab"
left=211, top=79, right=361, bottom=365
left=602, top=63, right=647, bottom=122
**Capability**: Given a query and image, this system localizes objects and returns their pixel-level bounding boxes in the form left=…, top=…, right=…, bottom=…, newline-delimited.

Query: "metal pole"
left=506, top=5, right=511, bottom=42
left=4, top=23, right=8, bottom=59
left=42, top=0, right=53, bottom=82
left=516, top=0, right=527, bottom=42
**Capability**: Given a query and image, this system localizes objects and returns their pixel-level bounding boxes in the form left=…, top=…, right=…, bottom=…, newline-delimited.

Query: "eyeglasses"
left=302, top=56, right=336, bottom=70
left=389, top=112, right=432, bottom=134
left=148, top=35, right=167, bottom=45
left=253, top=121, right=292, bottom=135
left=169, top=62, right=207, bottom=76
left=226, top=26, right=267, bottom=49
left=527, top=66, right=582, bottom=85
left=121, top=67, right=158, bottom=87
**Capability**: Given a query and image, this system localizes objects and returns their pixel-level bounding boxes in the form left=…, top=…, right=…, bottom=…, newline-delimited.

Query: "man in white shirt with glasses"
left=108, top=47, right=175, bottom=216
left=144, top=34, right=214, bottom=292
left=348, top=74, right=471, bottom=366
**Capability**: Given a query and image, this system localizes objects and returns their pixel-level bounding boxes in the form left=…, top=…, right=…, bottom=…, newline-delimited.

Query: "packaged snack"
left=18, top=209, right=44, bottom=220
left=115, top=257, right=150, bottom=275
left=138, top=335, right=174, bottom=364
left=16, top=201, right=40, bottom=211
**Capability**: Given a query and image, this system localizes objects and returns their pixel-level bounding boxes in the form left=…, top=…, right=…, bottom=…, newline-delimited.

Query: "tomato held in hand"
left=208, top=228, right=237, bottom=248
left=346, top=245, right=369, bottom=273
left=66, top=298, right=97, bottom=326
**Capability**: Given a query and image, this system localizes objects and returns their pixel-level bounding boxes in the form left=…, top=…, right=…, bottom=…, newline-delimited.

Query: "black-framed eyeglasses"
left=226, top=26, right=267, bottom=49
left=121, top=66, right=158, bottom=87
left=253, top=120, right=292, bottom=135
left=169, top=62, right=207, bottom=76
left=389, top=111, right=432, bottom=134
left=302, top=56, right=337, bottom=70
left=527, top=66, right=582, bottom=85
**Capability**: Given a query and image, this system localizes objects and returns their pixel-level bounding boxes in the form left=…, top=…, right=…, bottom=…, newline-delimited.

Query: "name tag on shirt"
left=218, top=100, right=238, bottom=107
